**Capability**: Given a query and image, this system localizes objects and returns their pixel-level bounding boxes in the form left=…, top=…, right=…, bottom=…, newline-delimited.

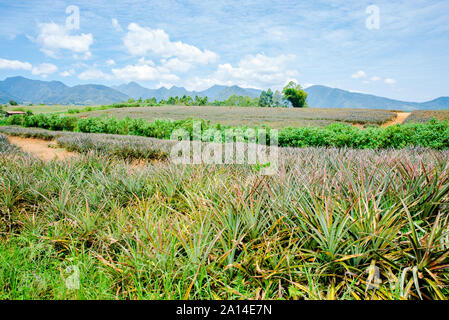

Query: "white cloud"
left=123, top=23, right=218, bottom=64
left=183, top=77, right=217, bottom=91
left=353, top=72, right=397, bottom=85
left=112, top=18, right=123, bottom=32
left=36, top=22, right=93, bottom=58
left=0, top=58, right=56, bottom=77
left=60, top=69, right=75, bottom=77
left=351, top=70, right=367, bottom=79
left=111, top=59, right=179, bottom=82
left=161, top=58, right=192, bottom=72
left=0, top=58, right=32, bottom=70
left=185, top=54, right=298, bottom=91
left=31, top=63, right=58, bottom=76
left=78, top=58, right=179, bottom=83
left=106, top=59, right=116, bottom=66
left=73, top=51, right=92, bottom=60
left=78, top=69, right=112, bottom=81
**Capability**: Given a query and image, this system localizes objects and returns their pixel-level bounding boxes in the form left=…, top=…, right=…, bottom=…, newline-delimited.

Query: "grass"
left=77, top=105, right=397, bottom=128
left=405, top=110, right=449, bottom=124
left=1, top=131, right=448, bottom=300
left=4, top=104, right=94, bottom=114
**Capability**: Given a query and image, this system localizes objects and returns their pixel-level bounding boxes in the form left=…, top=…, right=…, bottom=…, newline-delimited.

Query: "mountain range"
left=0, top=76, right=128, bottom=105
left=111, top=82, right=260, bottom=101
left=0, top=76, right=448, bottom=110
left=304, top=86, right=449, bottom=111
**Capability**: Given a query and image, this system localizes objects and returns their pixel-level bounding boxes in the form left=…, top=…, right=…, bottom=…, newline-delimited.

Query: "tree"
left=282, top=81, right=308, bottom=108
left=144, top=97, right=158, bottom=106
left=9, top=100, right=18, bottom=106
left=272, top=90, right=289, bottom=107
left=258, top=89, right=273, bottom=107
left=194, top=95, right=208, bottom=106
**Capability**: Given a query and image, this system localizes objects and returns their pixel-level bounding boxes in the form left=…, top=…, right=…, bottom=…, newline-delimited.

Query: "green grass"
left=1, top=133, right=448, bottom=300
left=4, top=104, right=94, bottom=114
left=77, top=105, right=397, bottom=128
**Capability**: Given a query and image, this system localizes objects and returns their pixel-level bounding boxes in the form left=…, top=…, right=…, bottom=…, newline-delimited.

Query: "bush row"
left=2, top=113, right=449, bottom=149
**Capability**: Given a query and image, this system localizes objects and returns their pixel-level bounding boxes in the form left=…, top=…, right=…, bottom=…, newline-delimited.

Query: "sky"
left=0, top=0, right=448, bottom=101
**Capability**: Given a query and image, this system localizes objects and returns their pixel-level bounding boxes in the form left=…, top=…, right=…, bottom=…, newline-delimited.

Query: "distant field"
left=4, top=104, right=89, bottom=114
left=404, top=110, right=449, bottom=123
left=77, top=106, right=397, bottom=128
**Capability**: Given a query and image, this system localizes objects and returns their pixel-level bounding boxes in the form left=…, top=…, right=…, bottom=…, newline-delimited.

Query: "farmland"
left=1, top=107, right=449, bottom=300
left=1, top=128, right=449, bottom=300
left=4, top=104, right=90, bottom=114
left=404, top=110, right=449, bottom=124
left=77, top=105, right=398, bottom=128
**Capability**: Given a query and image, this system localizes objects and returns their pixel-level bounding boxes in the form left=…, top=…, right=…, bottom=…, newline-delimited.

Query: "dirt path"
left=7, top=136, right=76, bottom=161
left=383, top=112, right=411, bottom=127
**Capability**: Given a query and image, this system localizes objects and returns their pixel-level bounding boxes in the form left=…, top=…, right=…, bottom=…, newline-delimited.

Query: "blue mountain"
left=0, top=76, right=128, bottom=105
left=1, top=77, right=447, bottom=110
left=304, top=85, right=449, bottom=111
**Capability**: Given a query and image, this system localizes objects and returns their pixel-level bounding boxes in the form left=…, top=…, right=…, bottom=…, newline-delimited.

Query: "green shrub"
left=5, top=112, right=449, bottom=150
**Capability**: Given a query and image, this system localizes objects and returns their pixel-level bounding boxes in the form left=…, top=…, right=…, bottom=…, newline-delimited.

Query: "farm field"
left=2, top=0, right=449, bottom=305
left=404, top=110, right=449, bottom=123
left=1, top=129, right=449, bottom=300
left=77, top=105, right=399, bottom=128
left=4, top=104, right=91, bottom=114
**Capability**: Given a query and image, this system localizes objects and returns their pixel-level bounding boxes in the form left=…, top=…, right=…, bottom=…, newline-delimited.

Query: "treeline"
left=65, top=94, right=261, bottom=114
left=3, top=113, right=449, bottom=149
left=2, top=81, right=309, bottom=111
left=66, top=81, right=307, bottom=112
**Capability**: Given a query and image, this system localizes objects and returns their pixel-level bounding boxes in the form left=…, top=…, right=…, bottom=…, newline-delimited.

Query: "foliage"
left=259, top=89, right=274, bottom=107
left=283, top=81, right=308, bottom=108
left=8, top=100, right=18, bottom=106
left=3, top=113, right=449, bottom=150
left=0, top=136, right=448, bottom=299
left=212, top=95, right=259, bottom=107
left=405, top=110, right=449, bottom=124
left=259, top=89, right=289, bottom=108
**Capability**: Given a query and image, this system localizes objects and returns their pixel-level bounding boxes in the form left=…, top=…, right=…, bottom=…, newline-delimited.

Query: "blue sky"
left=0, top=0, right=448, bottom=101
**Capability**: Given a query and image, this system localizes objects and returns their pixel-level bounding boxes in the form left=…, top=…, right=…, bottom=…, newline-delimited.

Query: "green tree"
left=194, top=95, right=208, bottom=106
left=282, top=81, right=308, bottom=108
left=273, top=90, right=289, bottom=107
left=9, top=100, right=18, bottom=106
left=144, top=97, right=158, bottom=106
left=258, top=89, right=273, bottom=107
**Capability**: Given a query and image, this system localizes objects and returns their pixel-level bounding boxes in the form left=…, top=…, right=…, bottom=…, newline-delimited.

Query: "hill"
left=0, top=76, right=128, bottom=105
left=112, top=82, right=261, bottom=101
left=0, top=76, right=447, bottom=110
left=304, top=85, right=449, bottom=111
left=0, top=90, right=17, bottom=104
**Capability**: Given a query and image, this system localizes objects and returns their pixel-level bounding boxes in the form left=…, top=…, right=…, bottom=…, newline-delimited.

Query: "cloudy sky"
left=0, top=0, right=448, bottom=101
